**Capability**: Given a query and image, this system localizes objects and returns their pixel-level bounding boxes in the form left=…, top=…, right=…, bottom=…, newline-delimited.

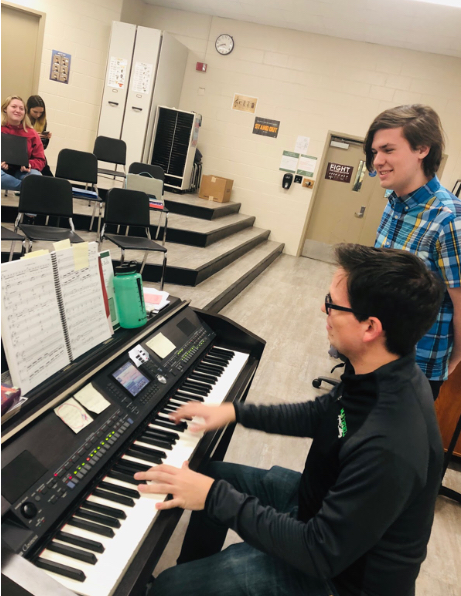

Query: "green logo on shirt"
left=338, top=408, right=348, bottom=438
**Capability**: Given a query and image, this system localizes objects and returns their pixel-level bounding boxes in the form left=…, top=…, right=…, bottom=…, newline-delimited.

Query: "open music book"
left=1, top=243, right=112, bottom=396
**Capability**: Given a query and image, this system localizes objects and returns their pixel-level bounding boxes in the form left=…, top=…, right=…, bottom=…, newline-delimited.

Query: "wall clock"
left=215, top=34, right=234, bottom=55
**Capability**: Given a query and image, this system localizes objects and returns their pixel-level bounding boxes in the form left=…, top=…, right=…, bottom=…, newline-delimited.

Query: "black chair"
left=312, top=351, right=346, bottom=389
left=13, top=176, right=84, bottom=253
left=55, top=149, right=102, bottom=234
left=1, top=225, right=25, bottom=261
left=93, top=136, right=127, bottom=180
left=99, top=188, right=167, bottom=289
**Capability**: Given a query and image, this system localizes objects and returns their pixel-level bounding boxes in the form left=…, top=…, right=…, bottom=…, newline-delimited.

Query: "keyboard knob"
left=22, top=502, right=38, bottom=519
left=156, top=375, right=167, bottom=384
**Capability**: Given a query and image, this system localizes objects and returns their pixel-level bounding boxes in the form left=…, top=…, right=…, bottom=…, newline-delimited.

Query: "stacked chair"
left=13, top=176, right=84, bottom=253
left=93, top=136, right=127, bottom=181
left=99, top=188, right=167, bottom=289
left=55, top=149, right=102, bottom=234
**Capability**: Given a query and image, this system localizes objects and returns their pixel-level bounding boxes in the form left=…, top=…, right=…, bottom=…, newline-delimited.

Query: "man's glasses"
left=325, top=293, right=360, bottom=316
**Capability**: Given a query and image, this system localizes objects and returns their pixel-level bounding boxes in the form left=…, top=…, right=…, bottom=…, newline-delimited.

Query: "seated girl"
left=26, top=95, right=53, bottom=177
left=1, top=95, right=45, bottom=191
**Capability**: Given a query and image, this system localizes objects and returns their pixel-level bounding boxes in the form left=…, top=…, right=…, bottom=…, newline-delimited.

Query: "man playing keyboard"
left=137, top=243, right=444, bottom=596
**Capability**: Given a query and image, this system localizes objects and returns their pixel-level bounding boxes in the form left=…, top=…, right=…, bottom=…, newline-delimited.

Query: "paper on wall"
left=295, top=136, right=310, bottom=154
left=297, top=155, right=318, bottom=177
left=279, top=151, right=299, bottom=173
left=108, top=57, right=127, bottom=89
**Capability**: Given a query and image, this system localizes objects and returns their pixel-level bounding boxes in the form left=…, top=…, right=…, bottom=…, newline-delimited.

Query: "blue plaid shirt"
left=375, top=176, right=461, bottom=380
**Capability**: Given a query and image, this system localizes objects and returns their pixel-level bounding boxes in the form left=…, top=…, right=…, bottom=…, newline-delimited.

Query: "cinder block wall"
left=142, top=6, right=461, bottom=256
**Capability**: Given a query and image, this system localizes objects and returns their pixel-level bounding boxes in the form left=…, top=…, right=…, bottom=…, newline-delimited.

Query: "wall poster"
left=325, top=162, right=354, bottom=183
left=50, top=50, right=71, bottom=84
left=253, top=117, right=280, bottom=138
left=232, top=93, right=258, bottom=113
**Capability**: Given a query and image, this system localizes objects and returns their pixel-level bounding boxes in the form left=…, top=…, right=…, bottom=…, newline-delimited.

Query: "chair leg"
left=97, top=202, right=102, bottom=236
left=155, top=213, right=161, bottom=241
left=89, top=202, right=97, bottom=231
left=140, top=251, right=149, bottom=275
left=8, top=241, right=15, bottom=262
left=26, top=238, right=33, bottom=254
left=120, top=248, right=125, bottom=265
left=159, top=253, right=167, bottom=291
left=162, top=212, right=168, bottom=246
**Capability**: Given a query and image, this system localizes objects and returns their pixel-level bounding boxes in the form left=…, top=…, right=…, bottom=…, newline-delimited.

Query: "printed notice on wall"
left=279, top=151, right=299, bottom=173
left=253, top=117, right=280, bottom=138
left=297, top=155, right=317, bottom=177
left=108, top=57, right=127, bottom=89
left=325, top=162, right=354, bottom=183
left=50, top=50, right=71, bottom=84
left=294, top=136, right=310, bottom=154
left=232, top=93, right=258, bottom=113
left=132, top=62, right=153, bottom=94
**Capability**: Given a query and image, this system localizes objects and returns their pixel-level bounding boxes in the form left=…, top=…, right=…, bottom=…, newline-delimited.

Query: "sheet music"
left=54, top=243, right=112, bottom=360
left=1, top=254, right=70, bottom=395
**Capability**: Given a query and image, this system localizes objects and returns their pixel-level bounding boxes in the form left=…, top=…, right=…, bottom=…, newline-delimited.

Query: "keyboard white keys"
left=36, top=347, right=249, bottom=596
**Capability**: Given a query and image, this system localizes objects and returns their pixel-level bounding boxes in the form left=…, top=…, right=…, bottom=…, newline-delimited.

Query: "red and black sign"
left=253, top=117, right=280, bottom=138
left=325, top=162, right=353, bottom=183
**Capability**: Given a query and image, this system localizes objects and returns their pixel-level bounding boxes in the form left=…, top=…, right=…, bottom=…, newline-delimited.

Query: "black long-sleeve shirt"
left=205, top=353, right=443, bottom=596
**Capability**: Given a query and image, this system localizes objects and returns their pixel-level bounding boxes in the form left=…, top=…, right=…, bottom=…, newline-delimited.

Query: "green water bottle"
left=113, top=262, right=147, bottom=329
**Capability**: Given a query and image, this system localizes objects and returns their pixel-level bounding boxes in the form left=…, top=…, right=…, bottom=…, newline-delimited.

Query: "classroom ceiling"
left=146, top=0, right=461, bottom=58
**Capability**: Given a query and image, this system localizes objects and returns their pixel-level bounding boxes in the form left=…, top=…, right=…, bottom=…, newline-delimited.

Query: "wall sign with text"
left=325, top=162, right=354, bottom=183
left=50, top=50, right=71, bottom=84
left=253, top=117, right=280, bottom=138
left=232, top=93, right=258, bottom=113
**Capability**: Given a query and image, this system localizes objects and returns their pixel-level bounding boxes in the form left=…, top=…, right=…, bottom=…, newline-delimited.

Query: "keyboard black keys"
left=106, top=469, right=142, bottom=486
left=35, top=557, right=86, bottom=582
left=68, top=517, right=115, bottom=538
left=126, top=447, right=163, bottom=465
left=81, top=499, right=128, bottom=519
left=77, top=509, right=121, bottom=529
left=98, top=480, right=140, bottom=500
left=48, top=541, right=98, bottom=565
left=55, top=530, right=104, bottom=554
left=93, top=488, right=136, bottom=507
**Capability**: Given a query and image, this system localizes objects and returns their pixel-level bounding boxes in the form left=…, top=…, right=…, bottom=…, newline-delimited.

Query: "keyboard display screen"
left=112, top=361, right=150, bottom=397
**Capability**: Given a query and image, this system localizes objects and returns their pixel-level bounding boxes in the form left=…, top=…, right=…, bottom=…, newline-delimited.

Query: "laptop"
left=1, top=133, right=29, bottom=167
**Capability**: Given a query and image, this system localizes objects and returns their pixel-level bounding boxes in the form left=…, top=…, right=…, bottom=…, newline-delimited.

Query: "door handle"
left=132, top=106, right=143, bottom=111
left=355, top=206, right=366, bottom=218
left=108, top=101, right=119, bottom=106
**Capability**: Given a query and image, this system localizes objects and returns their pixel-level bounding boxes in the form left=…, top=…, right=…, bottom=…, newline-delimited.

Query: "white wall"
left=142, top=6, right=461, bottom=255
left=7, top=0, right=123, bottom=168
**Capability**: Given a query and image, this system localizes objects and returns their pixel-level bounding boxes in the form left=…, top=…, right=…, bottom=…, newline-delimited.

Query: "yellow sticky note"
left=21, top=249, right=49, bottom=259
left=73, top=242, right=89, bottom=270
left=54, top=239, right=71, bottom=251
left=146, top=333, right=176, bottom=359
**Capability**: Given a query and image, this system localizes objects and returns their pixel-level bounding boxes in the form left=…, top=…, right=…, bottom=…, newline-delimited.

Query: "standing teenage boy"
left=139, top=244, right=445, bottom=596
left=364, top=104, right=461, bottom=399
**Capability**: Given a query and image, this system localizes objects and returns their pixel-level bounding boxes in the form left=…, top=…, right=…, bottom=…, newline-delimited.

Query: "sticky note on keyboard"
left=55, top=397, right=93, bottom=433
left=146, top=333, right=176, bottom=359
left=74, top=383, right=110, bottom=414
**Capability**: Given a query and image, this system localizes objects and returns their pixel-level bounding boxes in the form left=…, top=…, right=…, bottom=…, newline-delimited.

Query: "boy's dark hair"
left=335, top=244, right=445, bottom=356
left=363, top=104, right=445, bottom=178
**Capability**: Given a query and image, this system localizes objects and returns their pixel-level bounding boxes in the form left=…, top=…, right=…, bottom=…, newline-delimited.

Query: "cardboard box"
left=199, top=175, right=233, bottom=203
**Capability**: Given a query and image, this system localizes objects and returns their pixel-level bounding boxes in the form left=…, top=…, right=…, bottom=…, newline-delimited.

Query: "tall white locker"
left=121, top=27, right=161, bottom=169
left=97, top=23, right=189, bottom=173
left=98, top=22, right=136, bottom=140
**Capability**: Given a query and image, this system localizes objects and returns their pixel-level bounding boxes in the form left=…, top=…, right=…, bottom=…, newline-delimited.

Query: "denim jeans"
left=150, top=462, right=339, bottom=596
left=1, top=168, right=41, bottom=190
